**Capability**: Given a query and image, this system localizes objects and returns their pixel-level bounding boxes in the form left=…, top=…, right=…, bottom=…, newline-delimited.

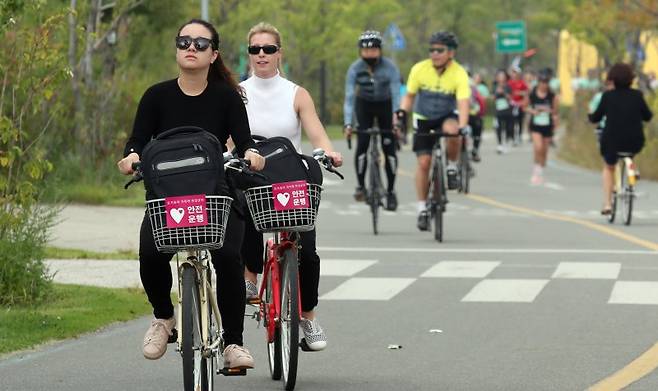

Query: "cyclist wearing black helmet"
left=343, top=30, right=402, bottom=210
left=398, top=31, right=471, bottom=231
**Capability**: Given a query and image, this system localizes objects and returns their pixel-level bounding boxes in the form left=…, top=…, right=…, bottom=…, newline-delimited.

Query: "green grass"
left=45, top=246, right=138, bottom=260
left=55, top=182, right=145, bottom=207
left=0, top=284, right=151, bottom=355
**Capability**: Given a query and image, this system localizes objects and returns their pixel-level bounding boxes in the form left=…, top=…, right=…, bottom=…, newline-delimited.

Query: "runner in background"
left=493, top=69, right=514, bottom=154
left=508, top=65, right=529, bottom=145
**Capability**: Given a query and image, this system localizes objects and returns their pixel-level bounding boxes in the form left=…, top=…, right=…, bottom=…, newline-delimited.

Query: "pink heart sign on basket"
left=165, top=194, right=208, bottom=228
left=272, top=180, right=310, bottom=211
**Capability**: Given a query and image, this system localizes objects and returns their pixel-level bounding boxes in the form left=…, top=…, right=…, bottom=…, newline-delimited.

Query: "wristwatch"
left=246, top=148, right=260, bottom=155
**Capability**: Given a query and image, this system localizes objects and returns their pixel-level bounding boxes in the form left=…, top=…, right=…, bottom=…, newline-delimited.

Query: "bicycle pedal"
left=219, top=367, right=248, bottom=376
left=246, top=297, right=261, bottom=305
left=168, top=328, right=178, bottom=344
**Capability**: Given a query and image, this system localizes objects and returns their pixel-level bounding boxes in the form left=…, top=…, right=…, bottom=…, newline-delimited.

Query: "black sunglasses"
left=175, top=35, right=214, bottom=51
left=248, top=45, right=279, bottom=55
left=428, top=47, right=448, bottom=54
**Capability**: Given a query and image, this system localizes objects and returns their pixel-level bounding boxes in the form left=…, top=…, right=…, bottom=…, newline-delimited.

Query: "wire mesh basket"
left=146, top=195, right=233, bottom=253
left=244, top=183, right=322, bottom=232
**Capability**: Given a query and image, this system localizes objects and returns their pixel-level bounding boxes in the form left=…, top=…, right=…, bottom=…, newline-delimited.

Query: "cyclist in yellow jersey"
left=396, top=31, right=471, bottom=231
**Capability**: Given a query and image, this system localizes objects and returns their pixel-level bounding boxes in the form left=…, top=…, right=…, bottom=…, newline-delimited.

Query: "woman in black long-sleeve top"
left=117, top=19, right=265, bottom=369
left=589, top=63, right=652, bottom=214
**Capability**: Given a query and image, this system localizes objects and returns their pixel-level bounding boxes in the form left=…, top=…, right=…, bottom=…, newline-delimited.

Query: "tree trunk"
left=68, top=0, right=82, bottom=142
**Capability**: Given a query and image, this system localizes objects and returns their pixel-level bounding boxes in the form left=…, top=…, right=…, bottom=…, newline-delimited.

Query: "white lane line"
left=543, top=182, right=565, bottom=191
left=320, top=260, right=378, bottom=276
left=552, top=262, right=621, bottom=279
left=462, top=279, right=550, bottom=303
left=421, top=261, right=501, bottom=278
left=320, top=277, right=415, bottom=301
left=609, top=281, right=658, bottom=305
left=318, top=247, right=658, bottom=255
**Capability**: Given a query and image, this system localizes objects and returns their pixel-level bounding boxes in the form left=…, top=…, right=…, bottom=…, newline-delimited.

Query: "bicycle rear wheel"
left=181, top=264, right=209, bottom=391
left=264, top=260, right=282, bottom=380
left=368, top=160, right=382, bottom=235
left=432, top=160, right=444, bottom=242
left=620, top=164, right=633, bottom=225
left=279, top=248, right=300, bottom=390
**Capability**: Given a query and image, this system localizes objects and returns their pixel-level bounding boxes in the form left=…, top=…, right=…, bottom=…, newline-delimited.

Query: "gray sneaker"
left=300, top=317, right=327, bottom=351
left=143, top=317, right=175, bottom=360
left=245, top=280, right=258, bottom=301
left=223, top=344, right=255, bottom=369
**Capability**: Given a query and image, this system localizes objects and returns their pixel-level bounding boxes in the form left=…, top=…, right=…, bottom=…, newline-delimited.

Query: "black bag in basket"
left=141, top=126, right=228, bottom=200
left=229, top=136, right=322, bottom=190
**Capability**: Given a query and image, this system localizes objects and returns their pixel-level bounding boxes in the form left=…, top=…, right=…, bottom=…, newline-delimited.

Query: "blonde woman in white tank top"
left=240, top=22, right=343, bottom=352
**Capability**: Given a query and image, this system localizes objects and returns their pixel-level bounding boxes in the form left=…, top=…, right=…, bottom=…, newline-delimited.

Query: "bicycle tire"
left=205, top=267, right=215, bottom=391
left=181, top=264, right=208, bottom=391
left=459, top=142, right=470, bottom=194
left=280, top=248, right=300, bottom=391
left=621, top=164, right=633, bottom=225
left=265, top=261, right=282, bottom=380
left=368, top=156, right=382, bottom=235
left=432, top=159, right=444, bottom=242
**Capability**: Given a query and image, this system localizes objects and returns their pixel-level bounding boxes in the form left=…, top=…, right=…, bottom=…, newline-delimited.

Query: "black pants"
left=468, top=115, right=483, bottom=151
left=242, top=212, right=320, bottom=313
left=139, top=207, right=246, bottom=346
left=354, top=97, right=397, bottom=192
left=496, top=113, right=514, bottom=145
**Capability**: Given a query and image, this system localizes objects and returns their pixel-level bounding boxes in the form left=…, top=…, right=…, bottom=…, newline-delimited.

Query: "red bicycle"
left=244, top=149, right=342, bottom=391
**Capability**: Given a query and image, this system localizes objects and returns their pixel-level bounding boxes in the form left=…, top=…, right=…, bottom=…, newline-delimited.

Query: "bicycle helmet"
left=429, top=31, right=458, bottom=49
left=358, top=30, right=383, bottom=48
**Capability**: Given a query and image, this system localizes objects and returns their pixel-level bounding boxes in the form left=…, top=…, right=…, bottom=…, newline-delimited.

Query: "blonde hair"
left=247, top=22, right=284, bottom=75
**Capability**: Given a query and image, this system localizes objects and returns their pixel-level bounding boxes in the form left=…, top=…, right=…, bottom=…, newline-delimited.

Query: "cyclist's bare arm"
left=295, top=86, right=343, bottom=167
left=456, top=98, right=470, bottom=129
left=400, top=92, right=415, bottom=113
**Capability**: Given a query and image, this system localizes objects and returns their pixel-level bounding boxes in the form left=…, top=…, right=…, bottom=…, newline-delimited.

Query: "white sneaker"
left=496, top=145, right=505, bottom=154
left=143, top=317, right=175, bottom=360
left=300, top=318, right=327, bottom=351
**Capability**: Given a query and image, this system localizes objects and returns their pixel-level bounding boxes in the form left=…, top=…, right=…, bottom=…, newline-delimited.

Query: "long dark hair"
left=177, top=19, right=244, bottom=98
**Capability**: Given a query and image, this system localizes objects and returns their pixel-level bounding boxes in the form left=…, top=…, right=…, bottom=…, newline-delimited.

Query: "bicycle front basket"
left=146, top=195, right=232, bottom=253
left=244, top=183, right=322, bottom=233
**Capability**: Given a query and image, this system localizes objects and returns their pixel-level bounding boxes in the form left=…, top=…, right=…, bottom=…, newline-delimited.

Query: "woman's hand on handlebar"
left=244, top=149, right=265, bottom=171
left=326, top=151, right=343, bottom=167
left=117, top=153, right=140, bottom=175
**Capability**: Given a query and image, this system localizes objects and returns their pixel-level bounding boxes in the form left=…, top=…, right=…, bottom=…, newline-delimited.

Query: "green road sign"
left=495, top=20, right=527, bottom=53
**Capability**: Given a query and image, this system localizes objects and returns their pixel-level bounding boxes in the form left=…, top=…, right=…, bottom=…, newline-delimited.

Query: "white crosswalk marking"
left=609, top=281, right=658, bottom=305
left=320, top=260, right=378, bottom=276
left=461, top=279, right=550, bottom=303
left=552, top=262, right=621, bottom=279
left=320, top=277, right=415, bottom=301
left=421, top=261, right=501, bottom=278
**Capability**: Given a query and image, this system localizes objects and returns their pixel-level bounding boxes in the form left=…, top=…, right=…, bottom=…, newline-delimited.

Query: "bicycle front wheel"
left=368, top=160, right=382, bottom=235
left=621, top=164, right=634, bottom=225
left=279, top=248, right=300, bottom=391
left=181, top=264, right=209, bottom=391
left=459, top=144, right=471, bottom=194
left=432, top=160, right=444, bottom=242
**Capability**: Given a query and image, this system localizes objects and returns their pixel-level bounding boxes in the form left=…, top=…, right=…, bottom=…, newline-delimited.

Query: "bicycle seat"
left=617, top=152, right=634, bottom=157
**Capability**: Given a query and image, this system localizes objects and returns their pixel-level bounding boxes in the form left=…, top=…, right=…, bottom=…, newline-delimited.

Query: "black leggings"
left=496, top=113, right=514, bottom=145
left=242, top=213, right=320, bottom=313
left=468, top=115, right=483, bottom=151
left=354, top=97, right=397, bottom=192
left=139, top=207, right=246, bottom=346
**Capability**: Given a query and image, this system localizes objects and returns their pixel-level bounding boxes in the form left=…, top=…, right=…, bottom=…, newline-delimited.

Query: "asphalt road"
left=3, top=134, right=658, bottom=391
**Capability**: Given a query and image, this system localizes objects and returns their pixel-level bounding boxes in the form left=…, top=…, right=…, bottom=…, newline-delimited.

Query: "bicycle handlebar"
left=346, top=127, right=398, bottom=150
left=415, top=127, right=469, bottom=138
left=312, top=148, right=344, bottom=180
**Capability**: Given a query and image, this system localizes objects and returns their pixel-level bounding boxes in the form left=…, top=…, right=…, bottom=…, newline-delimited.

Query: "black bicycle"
left=417, top=127, right=469, bottom=242
left=348, top=127, right=394, bottom=235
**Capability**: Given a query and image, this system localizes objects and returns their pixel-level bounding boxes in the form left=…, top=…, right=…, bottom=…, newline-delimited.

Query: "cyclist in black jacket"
left=589, top=63, right=652, bottom=215
left=343, top=30, right=401, bottom=210
left=117, top=19, right=264, bottom=369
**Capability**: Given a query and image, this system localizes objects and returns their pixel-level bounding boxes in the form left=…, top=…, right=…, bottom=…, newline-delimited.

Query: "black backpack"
left=229, top=136, right=322, bottom=190
left=140, top=126, right=228, bottom=200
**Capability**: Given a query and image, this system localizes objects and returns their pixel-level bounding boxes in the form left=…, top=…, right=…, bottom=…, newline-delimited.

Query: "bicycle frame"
left=616, top=156, right=637, bottom=188
left=259, top=231, right=301, bottom=342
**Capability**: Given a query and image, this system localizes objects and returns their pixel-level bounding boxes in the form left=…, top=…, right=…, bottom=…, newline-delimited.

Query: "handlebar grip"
left=131, top=161, right=141, bottom=171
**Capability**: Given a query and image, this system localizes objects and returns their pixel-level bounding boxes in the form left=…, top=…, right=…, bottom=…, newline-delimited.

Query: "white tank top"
left=240, top=73, right=302, bottom=152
